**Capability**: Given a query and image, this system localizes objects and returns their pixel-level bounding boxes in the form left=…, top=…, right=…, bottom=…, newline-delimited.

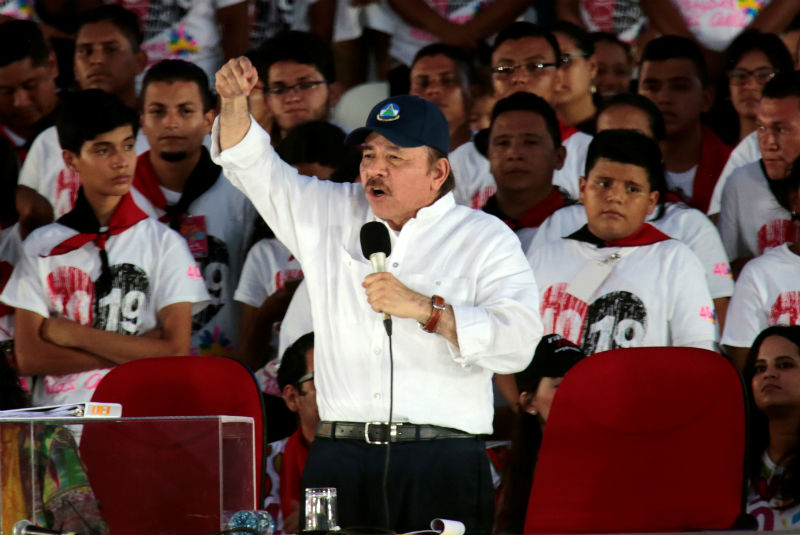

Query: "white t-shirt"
left=0, top=217, right=209, bottom=406
left=132, top=171, right=256, bottom=358
left=717, top=160, right=798, bottom=261
left=18, top=127, right=150, bottom=218
left=747, top=452, right=800, bottom=531
left=527, top=235, right=717, bottom=355
left=666, top=165, right=698, bottom=201
left=212, top=115, right=542, bottom=435
left=707, top=131, right=759, bottom=216
left=110, top=0, right=247, bottom=83
left=449, top=131, right=591, bottom=209
left=277, top=279, right=313, bottom=361
left=722, top=244, right=800, bottom=349
left=530, top=202, right=734, bottom=300
left=670, top=0, right=771, bottom=52
left=291, top=0, right=394, bottom=42
left=0, top=223, right=23, bottom=344
left=233, top=237, right=303, bottom=393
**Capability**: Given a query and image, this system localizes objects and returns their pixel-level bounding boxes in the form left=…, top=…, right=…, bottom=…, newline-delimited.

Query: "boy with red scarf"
left=0, top=90, right=208, bottom=407
left=528, top=130, right=717, bottom=355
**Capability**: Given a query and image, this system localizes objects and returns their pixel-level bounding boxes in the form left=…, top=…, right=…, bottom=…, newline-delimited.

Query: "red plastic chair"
left=524, top=347, right=747, bottom=533
left=80, top=356, right=266, bottom=534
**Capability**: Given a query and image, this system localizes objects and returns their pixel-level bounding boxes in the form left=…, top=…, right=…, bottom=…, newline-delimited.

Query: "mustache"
left=365, top=177, right=390, bottom=193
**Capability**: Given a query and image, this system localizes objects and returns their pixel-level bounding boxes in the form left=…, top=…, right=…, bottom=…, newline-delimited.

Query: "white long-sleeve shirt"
left=211, top=117, right=542, bottom=435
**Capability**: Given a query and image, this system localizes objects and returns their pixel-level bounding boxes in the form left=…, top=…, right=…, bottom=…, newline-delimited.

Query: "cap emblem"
left=377, top=103, right=400, bottom=122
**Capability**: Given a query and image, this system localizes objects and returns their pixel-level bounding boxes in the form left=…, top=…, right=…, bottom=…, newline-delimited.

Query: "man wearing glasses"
left=450, top=22, right=592, bottom=206
left=253, top=31, right=341, bottom=146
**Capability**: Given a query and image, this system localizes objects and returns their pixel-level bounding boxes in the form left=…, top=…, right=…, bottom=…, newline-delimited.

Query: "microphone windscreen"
left=360, top=221, right=391, bottom=259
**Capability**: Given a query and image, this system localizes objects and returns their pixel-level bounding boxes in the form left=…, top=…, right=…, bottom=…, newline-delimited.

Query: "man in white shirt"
left=214, top=57, right=541, bottom=534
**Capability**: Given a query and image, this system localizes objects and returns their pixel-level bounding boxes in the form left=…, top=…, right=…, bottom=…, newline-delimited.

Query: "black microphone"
left=360, top=221, right=393, bottom=336
left=13, top=520, right=71, bottom=535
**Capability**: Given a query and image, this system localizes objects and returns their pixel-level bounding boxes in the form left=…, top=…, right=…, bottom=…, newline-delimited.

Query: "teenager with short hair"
left=638, top=35, right=732, bottom=213
left=133, top=59, right=255, bottom=357
left=0, top=90, right=208, bottom=406
left=528, top=130, right=717, bottom=354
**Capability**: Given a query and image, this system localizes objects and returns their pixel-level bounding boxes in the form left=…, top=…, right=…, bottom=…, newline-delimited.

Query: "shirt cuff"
left=446, top=304, right=491, bottom=368
left=210, top=115, right=271, bottom=170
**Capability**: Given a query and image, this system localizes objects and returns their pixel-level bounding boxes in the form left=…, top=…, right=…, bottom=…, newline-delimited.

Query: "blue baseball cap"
left=345, top=95, right=450, bottom=155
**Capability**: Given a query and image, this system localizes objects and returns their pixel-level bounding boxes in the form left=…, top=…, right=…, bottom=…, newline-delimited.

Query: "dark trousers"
left=301, top=437, right=494, bottom=534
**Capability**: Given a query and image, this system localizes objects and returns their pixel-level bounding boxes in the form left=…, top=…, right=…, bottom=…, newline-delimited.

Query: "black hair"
left=489, top=91, right=562, bottom=149
left=492, top=22, right=561, bottom=64
left=585, top=129, right=667, bottom=217
left=56, top=89, right=139, bottom=154
left=277, top=121, right=360, bottom=183
left=590, top=32, right=631, bottom=61
left=640, top=35, right=709, bottom=87
left=141, top=59, right=215, bottom=112
left=743, top=325, right=800, bottom=507
left=762, top=71, right=800, bottom=101
left=597, top=92, right=667, bottom=141
left=724, top=30, right=794, bottom=75
left=77, top=4, right=143, bottom=52
left=277, top=332, right=314, bottom=391
left=496, top=335, right=584, bottom=533
left=254, top=30, right=336, bottom=85
left=551, top=20, right=595, bottom=57
left=413, top=43, right=478, bottom=86
left=0, top=19, right=50, bottom=68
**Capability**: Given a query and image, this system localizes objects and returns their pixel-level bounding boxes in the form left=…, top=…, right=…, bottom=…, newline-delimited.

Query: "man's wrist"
left=420, top=295, right=446, bottom=333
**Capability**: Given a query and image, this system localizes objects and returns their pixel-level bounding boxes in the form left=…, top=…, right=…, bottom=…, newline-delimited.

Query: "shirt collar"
left=566, top=223, right=671, bottom=248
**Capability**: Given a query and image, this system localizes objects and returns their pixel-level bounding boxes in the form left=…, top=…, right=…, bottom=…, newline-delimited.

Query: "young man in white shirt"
left=15, top=5, right=148, bottom=237
left=1, top=90, right=208, bottom=406
left=718, top=71, right=800, bottom=274
left=214, top=57, right=540, bottom=533
left=449, top=22, right=592, bottom=208
left=133, top=59, right=255, bottom=358
left=528, top=129, right=717, bottom=354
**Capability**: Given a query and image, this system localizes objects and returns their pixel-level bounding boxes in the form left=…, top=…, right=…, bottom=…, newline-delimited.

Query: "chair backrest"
left=524, top=347, right=747, bottom=533
left=80, top=356, right=266, bottom=534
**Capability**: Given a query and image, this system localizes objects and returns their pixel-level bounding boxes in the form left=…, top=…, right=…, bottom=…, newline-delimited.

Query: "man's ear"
left=430, top=157, right=449, bottom=193
left=62, top=149, right=79, bottom=173
left=203, top=107, right=216, bottom=134
left=46, top=51, right=59, bottom=79
left=554, top=145, right=567, bottom=171
left=701, top=85, right=714, bottom=114
left=282, top=384, right=300, bottom=412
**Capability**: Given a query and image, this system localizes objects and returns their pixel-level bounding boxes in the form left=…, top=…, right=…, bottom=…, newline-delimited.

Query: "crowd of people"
left=3, top=0, right=800, bottom=533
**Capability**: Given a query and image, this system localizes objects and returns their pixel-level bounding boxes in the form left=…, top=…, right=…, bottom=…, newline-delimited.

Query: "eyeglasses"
left=728, top=67, right=777, bottom=86
left=560, top=52, right=590, bottom=66
left=491, top=61, right=558, bottom=78
left=265, top=80, right=327, bottom=96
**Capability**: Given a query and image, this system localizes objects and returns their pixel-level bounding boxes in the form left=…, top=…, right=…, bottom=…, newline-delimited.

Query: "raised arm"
left=216, top=57, right=260, bottom=150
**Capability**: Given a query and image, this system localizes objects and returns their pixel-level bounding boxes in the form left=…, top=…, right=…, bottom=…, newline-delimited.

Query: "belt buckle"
left=364, top=422, right=399, bottom=444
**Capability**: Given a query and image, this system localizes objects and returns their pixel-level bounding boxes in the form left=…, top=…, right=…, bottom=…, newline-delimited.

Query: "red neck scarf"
left=686, top=125, right=732, bottom=212
left=558, top=120, right=580, bottom=142
left=568, top=223, right=671, bottom=248
left=47, top=189, right=148, bottom=257
left=484, top=188, right=569, bottom=230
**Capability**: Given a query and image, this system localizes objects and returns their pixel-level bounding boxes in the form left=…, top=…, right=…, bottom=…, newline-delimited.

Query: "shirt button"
left=392, top=262, right=399, bottom=268
left=373, top=347, right=381, bottom=355
left=373, top=393, right=382, bottom=400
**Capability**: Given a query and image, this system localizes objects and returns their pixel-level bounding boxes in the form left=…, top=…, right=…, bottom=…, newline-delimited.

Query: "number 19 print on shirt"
left=530, top=240, right=717, bottom=354
left=541, top=282, right=649, bottom=354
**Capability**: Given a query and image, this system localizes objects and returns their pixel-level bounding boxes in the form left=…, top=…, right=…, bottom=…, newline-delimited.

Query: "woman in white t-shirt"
left=744, top=325, right=800, bottom=530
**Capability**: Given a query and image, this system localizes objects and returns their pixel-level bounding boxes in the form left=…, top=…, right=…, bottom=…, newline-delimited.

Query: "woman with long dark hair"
left=744, top=325, right=800, bottom=530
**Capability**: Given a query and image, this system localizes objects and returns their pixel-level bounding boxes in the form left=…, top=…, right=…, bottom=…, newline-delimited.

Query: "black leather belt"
left=316, top=421, right=475, bottom=444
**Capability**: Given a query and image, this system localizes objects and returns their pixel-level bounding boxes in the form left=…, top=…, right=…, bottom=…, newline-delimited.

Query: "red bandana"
left=46, top=191, right=148, bottom=257
left=688, top=125, right=732, bottom=213
left=605, top=223, right=671, bottom=247
left=515, top=188, right=569, bottom=229
left=133, top=151, right=168, bottom=211
left=558, top=120, right=579, bottom=142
